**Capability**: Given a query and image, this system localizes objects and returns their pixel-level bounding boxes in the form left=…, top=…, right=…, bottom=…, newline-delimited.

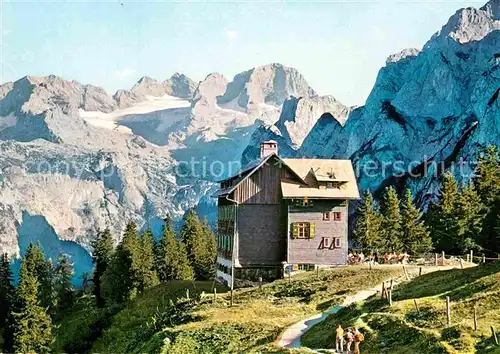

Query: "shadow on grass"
left=394, top=263, right=500, bottom=301
left=476, top=335, right=500, bottom=353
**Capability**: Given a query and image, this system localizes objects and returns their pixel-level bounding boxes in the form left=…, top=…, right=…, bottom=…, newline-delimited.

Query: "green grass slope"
left=53, top=267, right=400, bottom=353
left=301, top=263, right=500, bottom=354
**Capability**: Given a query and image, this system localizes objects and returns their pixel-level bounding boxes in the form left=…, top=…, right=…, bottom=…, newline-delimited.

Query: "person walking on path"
left=336, top=324, right=344, bottom=353
left=346, top=329, right=354, bottom=354
left=353, top=327, right=364, bottom=354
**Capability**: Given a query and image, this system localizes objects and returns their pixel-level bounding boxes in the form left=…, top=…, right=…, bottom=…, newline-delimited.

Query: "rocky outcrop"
left=427, top=0, right=499, bottom=46
left=386, top=48, right=421, bottom=64
left=114, top=73, right=197, bottom=109
left=217, top=63, right=317, bottom=112
left=164, top=72, right=198, bottom=99
left=241, top=95, right=350, bottom=164
left=191, top=72, right=229, bottom=114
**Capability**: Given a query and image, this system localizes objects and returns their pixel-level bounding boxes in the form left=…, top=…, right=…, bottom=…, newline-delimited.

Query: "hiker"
left=346, top=328, right=354, bottom=354
left=353, top=327, right=364, bottom=354
left=336, top=324, right=344, bottom=352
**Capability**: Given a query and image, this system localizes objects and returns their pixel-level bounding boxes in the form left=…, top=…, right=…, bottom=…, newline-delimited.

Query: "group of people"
left=347, top=252, right=365, bottom=265
left=347, top=251, right=410, bottom=265
left=335, top=325, right=364, bottom=354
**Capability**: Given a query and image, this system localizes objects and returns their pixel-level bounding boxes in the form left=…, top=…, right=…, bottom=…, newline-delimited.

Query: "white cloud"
left=117, top=68, right=136, bottom=78
left=225, top=30, right=238, bottom=41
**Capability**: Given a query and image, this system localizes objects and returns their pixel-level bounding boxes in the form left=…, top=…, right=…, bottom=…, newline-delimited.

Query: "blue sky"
left=1, top=0, right=484, bottom=106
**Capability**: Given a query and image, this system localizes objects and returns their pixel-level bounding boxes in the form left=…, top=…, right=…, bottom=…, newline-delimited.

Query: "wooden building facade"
left=215, top=141, right=359, bottom=284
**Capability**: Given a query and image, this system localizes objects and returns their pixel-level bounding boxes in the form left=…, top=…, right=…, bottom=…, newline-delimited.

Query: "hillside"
left=302, top=262, right=500, bottom=353
left=52, top=267, right=401, bottom=353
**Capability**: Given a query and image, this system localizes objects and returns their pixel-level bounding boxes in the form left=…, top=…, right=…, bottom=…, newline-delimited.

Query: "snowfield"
left=79, top=94, right=191, bottom=134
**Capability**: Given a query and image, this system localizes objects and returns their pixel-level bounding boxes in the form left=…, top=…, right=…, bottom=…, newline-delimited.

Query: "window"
left=323, top=211, right=330, bottom=221
left=298, top=264, right=314, bottom=271
left=297, top=223, right=310, bottom=238
left=322, top=237, right=330, bottom=249
left=292, top=222, right=316, bottom=239
left=334, top=238, right=342, bottom=248
left=333, top=212, right=342, bottom=221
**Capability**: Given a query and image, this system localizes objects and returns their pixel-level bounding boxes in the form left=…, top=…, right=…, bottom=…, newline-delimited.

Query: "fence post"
left=369, top=261, right=372, bottom=271
left=403, top=266, right=409, bottom=280
left=413, top=299, right=420, bottom=314
left=466, top=254, right=470, bottom=262
left=474, top=306, right=478, bottom=332
left=446, top=296, right=451, bottom=326
left=442, top=251, right=445, bottom=266
left=435, top=253, right=438, bottom=266
left=258, top=277, right=263, bottom=291
left=491, top=326, right=499, bottom=346
left=419, top=267, right=422, bottom=277
left=388, top=290, right=392, bottom=306
left=186, top=289, right=190, bottom=300
left=470, top=250, right=473, bottom=263
left=213, top=288, right=217, bottom=304
left=483, top=255, right=486, bottom=264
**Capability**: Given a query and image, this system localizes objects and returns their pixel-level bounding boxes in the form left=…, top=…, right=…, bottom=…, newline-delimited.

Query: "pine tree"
left=54, top=253, right=74, bottom=313
left=91, top=228, right=114, bottom=308
left=0, top=253, right=15, bottom=328
left=427, top=173, right=460, bottom=253
left=101, top=222, right=139, bottom=304
left=180, top=210, right=216, bottom=280
left=199, top=218, right=217, bottom=279
left=180, top=209, right=203, bottom=265
left=135, top=227, right=159, bottom=292
left=156, top=216, right=193, bottom=281
left=353, top=190, right=382, bottom=251
left=22, top=243, right=55, bottom=313
left=455, top=183, right=483, bottom=253
left=481, top=197, right=500, bottom=254
left=11, top=254, right=52, bottom=353
left=474, top=145, right=500, bottom=208
left=474, top=145, right=500, bottom=254
left=175, top=242, right=195, bottom=281
left=401, top=189, right=432, bottom=255
left=380, top=187, right=403, bottom=252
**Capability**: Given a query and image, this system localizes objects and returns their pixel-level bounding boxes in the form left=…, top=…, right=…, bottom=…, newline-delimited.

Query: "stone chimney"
left=260, top=140, right=278, bottom=158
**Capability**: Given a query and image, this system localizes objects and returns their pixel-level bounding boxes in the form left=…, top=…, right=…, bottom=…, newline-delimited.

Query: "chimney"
left=260, top=140, right=278, bottom=158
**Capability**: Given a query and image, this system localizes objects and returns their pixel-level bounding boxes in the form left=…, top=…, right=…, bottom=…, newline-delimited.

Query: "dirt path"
left=275, top=265, right=470, bottom=351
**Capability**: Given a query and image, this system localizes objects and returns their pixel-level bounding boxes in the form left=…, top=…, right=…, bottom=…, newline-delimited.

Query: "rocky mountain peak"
left=129, top=73, right=197, bottom=100
left=164, top=72, right=197, bottom=100
left=216, top=63, right=317, bottom=112
left=130, top=76, right=165, bottom=96
left=386, top=48, right=421, bottom=64
left=427, top=0, right=499, bottom=46
left=190, top=73, right=229, bottom=115
left=276, top=95, right=349, bottom=149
